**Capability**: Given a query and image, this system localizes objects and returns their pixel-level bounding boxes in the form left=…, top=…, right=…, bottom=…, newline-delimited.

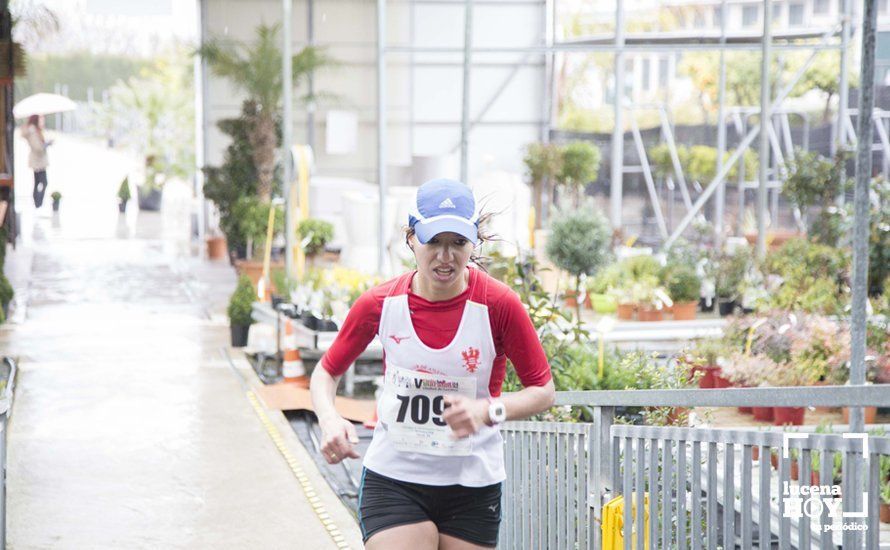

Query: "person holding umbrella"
left=20, top=114, right=50, bottom=208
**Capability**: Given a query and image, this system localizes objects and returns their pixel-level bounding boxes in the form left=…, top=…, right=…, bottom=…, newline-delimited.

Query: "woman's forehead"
left=426, top=231, right=466, bottom=241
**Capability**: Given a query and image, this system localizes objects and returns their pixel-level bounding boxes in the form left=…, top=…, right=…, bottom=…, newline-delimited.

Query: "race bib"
left=379, top=365, right=477, bottom=456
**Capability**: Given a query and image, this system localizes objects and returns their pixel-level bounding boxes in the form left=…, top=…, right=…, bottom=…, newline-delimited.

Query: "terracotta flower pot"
left=738, top=406, right=753, bottom=414
left=693, top=364, right=720, bottom=389
left=773, top=406, right=805, bottom=426
left=637, top=307, right=663, bottom=322
left=842, top=406, right=877, bottom=425
left=880, top=503, right=890, bottom=524
left=235, top=260, right=285, bottom=292
left=790, top=460, right=800, bottom=481
left=770, top=452, right=779, bottom=470
left=751, top=446, right=760, bottom=461
left=714, top=373, right=732, bottom=388
left=616, top=303, right=635, bottom=320
left=752, top=406, right=774, bottom=422
left=207, top=236, right=228, bottom=260
left=672, top=301, right=698, bottom=321
left=811, top=470, right=821, bottom=486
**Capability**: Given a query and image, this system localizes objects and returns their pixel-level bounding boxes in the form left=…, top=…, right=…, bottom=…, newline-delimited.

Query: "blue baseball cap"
left=408, top=178, right=479, bottom=245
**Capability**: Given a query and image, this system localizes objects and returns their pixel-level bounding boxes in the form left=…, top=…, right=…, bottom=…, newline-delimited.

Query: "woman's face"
left=411, top=231, right=473, bottom=291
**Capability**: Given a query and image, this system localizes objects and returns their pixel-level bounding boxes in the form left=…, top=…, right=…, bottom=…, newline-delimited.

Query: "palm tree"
left=197, top=23, right=334, bottom=203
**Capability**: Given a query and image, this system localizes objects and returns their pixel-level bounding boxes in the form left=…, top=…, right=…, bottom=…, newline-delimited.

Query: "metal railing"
left=499, top=385, right=890, bottom=550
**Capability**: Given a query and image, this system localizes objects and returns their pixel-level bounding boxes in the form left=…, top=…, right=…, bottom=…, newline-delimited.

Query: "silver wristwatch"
left=487, top=399, right=507, bottom=425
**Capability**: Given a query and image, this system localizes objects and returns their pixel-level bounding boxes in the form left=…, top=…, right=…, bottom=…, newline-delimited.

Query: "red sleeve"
left=489, top=281, right=552, bottom=388
left=319, top=289, right=382, bottom=376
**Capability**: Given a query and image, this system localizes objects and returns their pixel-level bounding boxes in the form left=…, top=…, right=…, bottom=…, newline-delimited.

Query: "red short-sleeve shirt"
left=320, top=269, right=551, bottom=396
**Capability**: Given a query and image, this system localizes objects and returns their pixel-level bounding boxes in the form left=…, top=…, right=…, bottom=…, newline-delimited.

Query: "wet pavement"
left=0, top=134, right=361, bottom=549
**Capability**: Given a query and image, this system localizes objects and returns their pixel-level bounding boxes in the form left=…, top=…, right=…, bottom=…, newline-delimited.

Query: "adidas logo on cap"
left=438, top=198, right=456, bottom=209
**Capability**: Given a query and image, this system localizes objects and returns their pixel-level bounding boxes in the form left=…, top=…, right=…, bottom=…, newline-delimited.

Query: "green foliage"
left=557, top=141, right=600, bottom=204
left=0, top=273, right=13, bottom=306
left=50, top=191, right=60, bottom=201
left=649, top=143, right=758, bottom=184
left=228, top=275, right=256, bottom=326
left=117, top=177, right=131, bottom=202
left=523, top=142, right=562, bottom=183
left=203, top=102, right=264, bottom=249
left=620, top=255, right=662, bottom=282
left=764, top=238, right=849, bottom=313
left=545, top=206, right=612, bottom=278
left=0, top=227, right=6, bottom=270
left=666, top=266, right=701, bottom=303
left=297, top=218, right=334, bottom=256
left=229, top=196, right=284, bottom=255
left=14, top=52, right=151, bottom=104
left=715, top=248, right=752, bottom=300
left=101, top=51, right=195, bottom=183
left=868, top=178, right=890, bottom=296
left=783, top=150, right=848, bottom=210
left=196, top=23, right=335, bottom=118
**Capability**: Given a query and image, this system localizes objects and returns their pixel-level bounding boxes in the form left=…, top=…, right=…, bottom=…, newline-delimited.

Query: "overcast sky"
left=14, top=0, right=197, bottom=57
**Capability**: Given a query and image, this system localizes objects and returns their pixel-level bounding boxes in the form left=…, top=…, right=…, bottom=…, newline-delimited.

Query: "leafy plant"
left=715, top=248, right=752, bottom=301
left=229, top=196, right=284, bottom=260
left=297, top=218, right=334, bottom=256
left=557, top=141, right=600, bottom=206
left=228, top=275, right=256, bottom=326
left=117, top=177, right=131, bottom=202
left=50, top=191, right=61, bottom=201
left=198, top=24, right=335, bottom=202
left=523, top=142, right=562, bottom=229
left=545, top=206, right=612, bottom=319
left=666, top=266, right=701, bottom=303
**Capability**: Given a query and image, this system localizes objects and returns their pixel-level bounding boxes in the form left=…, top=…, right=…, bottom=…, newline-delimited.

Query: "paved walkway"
left=1, top=134, right=362, bottom=549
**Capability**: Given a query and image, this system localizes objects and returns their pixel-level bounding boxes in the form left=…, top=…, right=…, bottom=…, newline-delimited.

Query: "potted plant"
left=684, top=338, right=726, bottom=389
left=634, top=278, right=672, bottom=322
left=297, top=218, right=334, bottom=263
left=586, top=263, right=620, bottom=313
left=232, top=197, right=285, bottom=288
left=206, top=231, right=227, bottom=260
left=228, top=275, right=256, bottom=347
left=666, top=266, right=701, bottom=321
left=545, top=205, right=612, bottom=321
left=51, top=191, right=61, bottom=212
left=117, top=177, right=131, bottom=213
left=137, top=155, right=164, bottom=211
left=608, top=286, right=635, bottom=320
left=556, top=141, right=600, bottom=207
left=766, top=362, right=817, bottom=426
left=715, top=249, right=751, bottom=316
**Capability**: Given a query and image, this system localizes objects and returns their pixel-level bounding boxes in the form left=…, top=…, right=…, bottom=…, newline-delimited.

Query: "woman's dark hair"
left=404, top=212, right=498, bottom=271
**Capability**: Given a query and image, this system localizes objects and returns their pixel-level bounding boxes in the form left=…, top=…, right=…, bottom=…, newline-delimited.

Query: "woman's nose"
left=437, top=246, right=453, bottom=261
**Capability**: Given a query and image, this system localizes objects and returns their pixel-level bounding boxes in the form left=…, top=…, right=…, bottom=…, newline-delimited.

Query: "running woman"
left=310, top=178, right=554, bottom=549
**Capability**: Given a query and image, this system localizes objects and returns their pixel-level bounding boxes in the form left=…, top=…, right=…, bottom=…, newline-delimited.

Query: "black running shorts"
left=358, top=468, right=502, bottom=547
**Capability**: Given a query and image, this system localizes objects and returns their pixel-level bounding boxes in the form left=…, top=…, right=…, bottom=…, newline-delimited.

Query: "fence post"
left=592, top=405, right=614, bottom=550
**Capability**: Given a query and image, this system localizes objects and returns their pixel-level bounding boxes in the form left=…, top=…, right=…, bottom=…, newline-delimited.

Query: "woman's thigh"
left=438, top=533, right=496, bottom=550
left=365, top=520, right=438, bottom=550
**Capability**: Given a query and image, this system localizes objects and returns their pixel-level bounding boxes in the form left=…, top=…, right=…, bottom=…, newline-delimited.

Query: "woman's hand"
left=443, top=395, right=490, bottom=439
left=319, top=415, right=360, bottom=464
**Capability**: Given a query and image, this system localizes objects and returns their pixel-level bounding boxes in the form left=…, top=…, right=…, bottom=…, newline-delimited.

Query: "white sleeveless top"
left=362, top=268, right=505, bottom=487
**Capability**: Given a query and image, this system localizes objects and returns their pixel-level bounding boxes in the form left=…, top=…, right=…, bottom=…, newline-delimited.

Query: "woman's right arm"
left=309, top=289, right=383, bottom=464
left=311, top=365, right=360, bottom=464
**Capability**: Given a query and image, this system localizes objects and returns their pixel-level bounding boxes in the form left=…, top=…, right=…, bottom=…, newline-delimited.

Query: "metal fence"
left=499, top=385, right=890, bottom=550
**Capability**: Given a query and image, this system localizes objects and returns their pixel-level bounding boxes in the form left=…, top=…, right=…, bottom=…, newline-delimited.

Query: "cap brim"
left=414, top=218, right=478, bottom=245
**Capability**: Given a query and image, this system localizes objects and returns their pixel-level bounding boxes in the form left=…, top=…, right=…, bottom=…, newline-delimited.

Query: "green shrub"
left=297, top=218, right=334, bottom=256
left=715, top=248, right=752, bottom=300
left=230, top=196, right=284, bottom=258
left=557, top=141, right=600, bottom=205
left=0, top=274, right=13, bottom=306
left=620, top=255, right=662, bottom=282
left=546, top=206, right=612, bottom=316
left=51, top=191, right=61, bottom=201
left=666, top=266, right=701, bottom=303
left=227, top=275, right=256, bottom=326
left=117, top=177, right=132, bottom=202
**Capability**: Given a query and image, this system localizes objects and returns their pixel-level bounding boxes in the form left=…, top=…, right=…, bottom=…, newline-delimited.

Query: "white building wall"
left=200, top=0, right=546, bottom=187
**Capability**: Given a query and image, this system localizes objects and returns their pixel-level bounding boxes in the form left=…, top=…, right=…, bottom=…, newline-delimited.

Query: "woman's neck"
left=412, top=268, right=469, bottom=302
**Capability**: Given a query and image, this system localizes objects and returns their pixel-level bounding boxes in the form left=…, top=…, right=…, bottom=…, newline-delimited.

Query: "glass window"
left=713, top=5, right=722, bottom=27
left=658, top=57, right=669, bottom=87
left=742, top=4, right=759, bottom=26
left=881, top=0, right=889, bottom=15
left=813, top=0, right=830, bottom=14
left=694, top=11, right=705, bottom=28
left=772, top=2, right=782, bottom=21
left=789, top=2, right=804, bottom=25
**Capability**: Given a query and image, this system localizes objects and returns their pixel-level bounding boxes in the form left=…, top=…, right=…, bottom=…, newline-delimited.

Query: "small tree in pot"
left=556, top=141, right=600, bottom=207
left=666, top=266, right=701, bottom=320
left=51, top=191, right=61, bottom=212
left=523, top=142, right=562, bottom=229
left=545, top=205, right=612, bottom=322
left=228, top=275, right=256, bottom=347
left=117, top=177, right=131, bottom=213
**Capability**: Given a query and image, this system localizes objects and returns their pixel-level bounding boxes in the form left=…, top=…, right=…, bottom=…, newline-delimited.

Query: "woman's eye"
left=456, top=239, right=467, bottom=246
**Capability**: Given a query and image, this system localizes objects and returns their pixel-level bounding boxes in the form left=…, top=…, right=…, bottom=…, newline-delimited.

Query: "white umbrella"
left=13, top=93, right=77, bottom=119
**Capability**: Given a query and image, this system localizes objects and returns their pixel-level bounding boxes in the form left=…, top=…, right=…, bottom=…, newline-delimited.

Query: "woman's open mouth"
left=432, top=266, right=455, bottom=281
